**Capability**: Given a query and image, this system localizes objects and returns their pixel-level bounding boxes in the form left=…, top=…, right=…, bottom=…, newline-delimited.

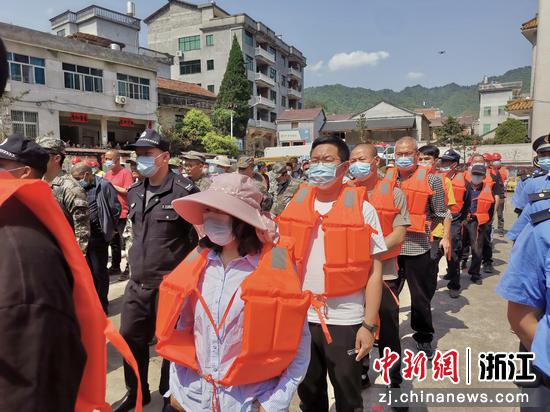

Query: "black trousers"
left=120, top=279, right=170, bottom=397
left=86, top=233, right=110, bottom=313
left=398, top=251, right=437, bottom=343
left=109, top=218, right=127, bottom=271
left=464, top=219, right=489, bottom=278
left=363, top=280, right=403, bottom=385
left=496, top=200, right=505, bottom=232
left=482, top=216, right=494, bottom=265
left=298, top=323, right=363, bottom=412
left=447, top=220, right=464, bottom=291
left=429, top=237, right=444, bottom=279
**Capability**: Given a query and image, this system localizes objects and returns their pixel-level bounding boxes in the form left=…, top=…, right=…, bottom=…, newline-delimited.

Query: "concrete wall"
left=531, top=0, right=550, bottom=140
left=478, top=90, right=513, bottom=132
left=438, top=143, right=533, bottom=166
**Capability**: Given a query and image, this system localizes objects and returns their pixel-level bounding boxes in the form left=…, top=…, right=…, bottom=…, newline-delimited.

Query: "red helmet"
left=482, top=153, right=493, bottom=162
left=87, top=160, right=99, bottom=167
left=71, top=156, right=82, bottom=165
left=492, top=153, right=502, bottom=161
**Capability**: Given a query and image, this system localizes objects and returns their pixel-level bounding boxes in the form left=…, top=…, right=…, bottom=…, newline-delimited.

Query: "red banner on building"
left=70, top=112, right=88, bottom=123
left=119, top=118, right=134, bottom=128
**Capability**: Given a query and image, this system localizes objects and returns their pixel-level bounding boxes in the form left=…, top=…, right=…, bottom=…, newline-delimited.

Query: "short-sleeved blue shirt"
left=512, top=173, right=550, bottom=211
left=496, top=199, right=550, bottom=376
left=507, top=197, right=550, bottom=241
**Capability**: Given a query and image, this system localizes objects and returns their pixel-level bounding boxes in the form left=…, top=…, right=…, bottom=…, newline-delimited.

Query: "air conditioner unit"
left=115, top=95, right=127, bottom=105
left=176, top=50, right=184, bottom=58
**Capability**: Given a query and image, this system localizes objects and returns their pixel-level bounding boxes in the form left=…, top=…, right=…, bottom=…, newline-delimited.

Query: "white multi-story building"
left=144, top=0, right=306, bottom=153
left=0, top=21, right=166, bottom=147
left=477, top=79, right=527, bottom=140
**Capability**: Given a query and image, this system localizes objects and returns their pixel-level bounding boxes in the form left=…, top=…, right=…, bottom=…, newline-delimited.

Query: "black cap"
left=0, top=133, right=49, bottom=174
left=471, top=164, right=486, bottom=176
left=440, top=149, right=460, bottom=163
left=127, top=128, right=170, bottom=151
left=532, top=134, right=550, bottom=152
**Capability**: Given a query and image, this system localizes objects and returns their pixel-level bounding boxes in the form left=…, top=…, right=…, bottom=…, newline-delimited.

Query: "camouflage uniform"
left=194, top=175, right=212, bottom=192
left=37, top=136, right=90, bottom=252
left=269, top=162, right=302, bottom=216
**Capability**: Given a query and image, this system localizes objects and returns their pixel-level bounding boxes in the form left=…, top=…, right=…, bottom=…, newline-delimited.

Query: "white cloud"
left=406, top=71, right=425, bottom=80
left=305, top=60, right=324, bottom=72
left=328, top=50, right=389, bottom=71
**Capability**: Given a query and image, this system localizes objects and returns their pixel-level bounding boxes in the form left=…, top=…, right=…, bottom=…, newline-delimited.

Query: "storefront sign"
left=119, top=118, right=134, bottom=128
left=70, top=112, right=88, bottom=123
left=278, top=128, right=311, bottom=142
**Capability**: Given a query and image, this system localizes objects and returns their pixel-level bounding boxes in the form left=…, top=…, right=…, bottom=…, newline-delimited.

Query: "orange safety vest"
left=398, top=166, right=434, bottom=233
left=438, top=171, right=467, bottom=214
left=367, top=172, right=402, bottom=260
left=155, top=246, right=311, bottom=390
left=0, top=179, right=142, bottom=412
left=473, top=177, right=495, bottom=225
left=277, top=184, right=374, bottom=297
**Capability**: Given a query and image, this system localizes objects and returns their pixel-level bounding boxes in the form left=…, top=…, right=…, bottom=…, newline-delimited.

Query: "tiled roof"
left=157, top=77, right=216, bottom=99
left=506, top=98, right=534, bottom=112
left=326, top=113, right=353, bottom=121
left=277, top=108, right=324, bottom=121
left=67, top=32, right=125, bottom=48
left=522, top=16, right=538, bottom=31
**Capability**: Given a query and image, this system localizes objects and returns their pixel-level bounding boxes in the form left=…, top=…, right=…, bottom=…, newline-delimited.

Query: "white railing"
left=255, top=72, right=275, bottom=87
left=288, top=67, right=302, bottom=80
left=255, top=47, right=275, bottom=64
left=255, top=96, right=276, bottom=109
left=288, top=88, right=302, bottom=99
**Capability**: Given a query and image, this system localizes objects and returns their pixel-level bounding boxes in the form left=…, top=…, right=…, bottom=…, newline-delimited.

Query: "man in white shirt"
left=280, top=136, right=386, bottom=412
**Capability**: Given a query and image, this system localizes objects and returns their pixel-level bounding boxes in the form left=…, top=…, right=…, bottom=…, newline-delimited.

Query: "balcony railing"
left=254, top=96, right=276, bottom=109
left=478, top=81, right=523, bottom=92
left=288, top=67, right=302, bottom=80
left=255, top=47, right=275, bottom=64
left=50, top=5, right=141, bottom=30
left=288, top=88, right=302, bottom=99
left=158, top=94, right=215, bottom=111
left=255, top=72, right=275, bottom=88
left=249, top=119, right=276, bottom=130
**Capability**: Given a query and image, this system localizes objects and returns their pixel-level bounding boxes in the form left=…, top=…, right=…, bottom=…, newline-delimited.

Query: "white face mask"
left=203, top=211, right=235, bottom=246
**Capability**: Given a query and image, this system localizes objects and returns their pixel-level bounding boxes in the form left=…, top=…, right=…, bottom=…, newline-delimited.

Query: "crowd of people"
left=1, top=43, right=550, bottom=411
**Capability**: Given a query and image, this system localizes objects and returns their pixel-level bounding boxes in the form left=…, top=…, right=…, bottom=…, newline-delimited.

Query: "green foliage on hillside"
left=304, top=66, right=531, bottom=117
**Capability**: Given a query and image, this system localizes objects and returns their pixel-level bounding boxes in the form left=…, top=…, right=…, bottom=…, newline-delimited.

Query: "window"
left=281, top=75, right=286, bottom=86
left=498, top=105, right=506, bottom=116
left=62, top=63, right=102, bottom=92
left=245, top=55, right=254, bottom=71
left=117, top=73, right=150, bottom=100
left=270, top=112, right=276, bottom=123
left=483, top=124, right=491, bottom=134
left=270, top=90, right=277, bottom=103
left=11, top=110, right=38, bottom=138
left=179, top=35, right=201, bottom=52
left=244, top=31, right=254, bottom=47
left=269, top=68, right=277, bottom=81
left=7, top=53, right=45, bottom=85
left=57, top=29, right=65, bottom=37
left=207, top=84, right=215, bottom=93
left=180, top=60, right=201, bottom=75
left=281, top=96, right=286, bottom=108
left=207, top=59, right=214, bottom=70
left=291, top=121, right=299, bottom=128
left=269, top=46, right=276, bottom=60
left=175, top=114, right=184, bottom=125
left=298, top=102, right=303, bottom=109
left=483, top=106, right=491, bottom=116
left=248, top=81, right=254, bottom=94
left=206, top=34, right=214, bottom=47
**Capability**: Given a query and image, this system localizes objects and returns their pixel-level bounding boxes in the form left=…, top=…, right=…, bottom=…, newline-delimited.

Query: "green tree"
left=355, top=113, right=368, bottom=143
left=180, top=108, right=213, bottom=144
left=215, top=35, right=251, bottom=140
left=434, top=116, right=464, bottom=146
left=493, top=118, right=529, bottom=144
left=162, top=126, right=200, bottom=155
left=211, top=107, right=233, bottom=136
left=201, top=131, right=239, bottom=157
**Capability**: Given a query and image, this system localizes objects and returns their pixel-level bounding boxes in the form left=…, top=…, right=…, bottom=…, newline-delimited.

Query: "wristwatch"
left=361, top=321, right=378, bottom=334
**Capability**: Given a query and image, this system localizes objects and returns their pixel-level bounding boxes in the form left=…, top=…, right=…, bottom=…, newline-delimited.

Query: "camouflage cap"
left=182, top=150, right=206, bottom=163
left=169, top=157, right=183, bottom=167
left=36, top=136, right=66, bottom=154
left=237, top=155, right=254, bottom=169
left=272, top=162, right=287, bottom=175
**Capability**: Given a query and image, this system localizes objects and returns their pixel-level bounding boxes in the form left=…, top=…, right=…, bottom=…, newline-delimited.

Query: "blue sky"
left=3, top=0, right=537, bottom=90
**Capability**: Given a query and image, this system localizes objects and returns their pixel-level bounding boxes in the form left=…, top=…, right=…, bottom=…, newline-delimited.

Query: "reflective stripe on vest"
left=399, top=166, right=433, bottom=233
left=278, top=184, right=374, bottom=297
left=155, top=245, right=311, bottom=388
left=0, top=179, right=142, bottom=412
left=369, top=177, right=402, bottom=260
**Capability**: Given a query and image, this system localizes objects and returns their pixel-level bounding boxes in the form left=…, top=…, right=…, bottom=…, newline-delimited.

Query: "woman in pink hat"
left=156, top=173, right=311, bottom=412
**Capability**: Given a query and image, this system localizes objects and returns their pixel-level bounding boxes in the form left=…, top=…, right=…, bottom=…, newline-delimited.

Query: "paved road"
left=106, top=198, right=520, bottom=411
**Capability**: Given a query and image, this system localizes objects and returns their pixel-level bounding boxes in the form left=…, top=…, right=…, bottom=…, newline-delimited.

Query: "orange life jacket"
left=367, top=172, right=402, bottom=260
left=0, top=179, right=142, bottom=412
left=398, top=166, right=434, bottom=233
left=155, top=245, right=311, bottom=390
left=472, top=177, right=495, bottom=225
left=438, top=171, right=467, bottom=214
left=277, top=184, right=374, bottom=297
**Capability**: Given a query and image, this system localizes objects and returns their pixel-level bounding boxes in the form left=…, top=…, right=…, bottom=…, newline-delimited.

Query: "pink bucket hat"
left=172, top=173, right=277, bottom=243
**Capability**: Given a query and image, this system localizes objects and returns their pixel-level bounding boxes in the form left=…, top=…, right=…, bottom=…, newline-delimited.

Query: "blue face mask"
left=104, top=160, right=115, bottom=169
left=538, top=156, right=550, bottom=172
left=395, top=156, right=415, bottom=170
left=308, top=162, right=341, bottom=187
left=437, top=166, right=451, bottom=173
left=349, top=162, right=372, bottom=180
left=137, top=154, right=161, bottom=177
